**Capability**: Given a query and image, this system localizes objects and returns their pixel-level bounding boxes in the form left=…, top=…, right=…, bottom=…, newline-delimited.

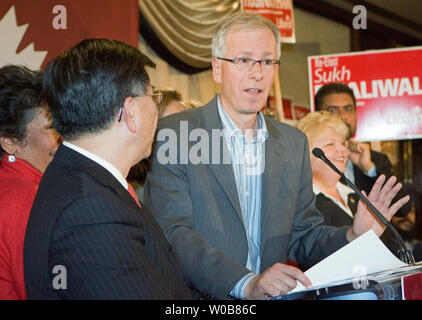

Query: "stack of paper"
left=292, top=230, right=407, bottom=293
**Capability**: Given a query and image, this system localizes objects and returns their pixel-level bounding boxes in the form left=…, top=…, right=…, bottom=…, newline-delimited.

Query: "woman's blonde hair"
left=155, top=89, right=183, bottom=118
left=296, top=111, right=350, bottom=143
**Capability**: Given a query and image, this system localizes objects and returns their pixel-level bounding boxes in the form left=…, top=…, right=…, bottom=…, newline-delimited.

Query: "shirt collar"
left=313, top=181, right=354, bottom=197
left=63, top=141, right=128, bottom=189
left=216, top=94, right=268, bottom=143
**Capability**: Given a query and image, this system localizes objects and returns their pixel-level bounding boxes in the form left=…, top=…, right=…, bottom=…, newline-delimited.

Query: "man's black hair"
left=314, top=82, right=356, bottom=111
left=42, top=39, right=156, bottom=140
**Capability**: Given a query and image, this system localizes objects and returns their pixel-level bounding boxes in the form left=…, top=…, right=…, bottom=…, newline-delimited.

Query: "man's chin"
left=242, top=103, right=266, bottom=115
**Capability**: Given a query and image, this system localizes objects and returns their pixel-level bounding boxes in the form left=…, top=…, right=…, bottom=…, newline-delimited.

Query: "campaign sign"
left=242, top=0, right=295, bottom=43
left=308, top=47, right=422, bottom=141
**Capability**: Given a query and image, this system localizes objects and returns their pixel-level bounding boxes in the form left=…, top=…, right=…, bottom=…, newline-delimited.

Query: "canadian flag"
left=0, top=0, right=139, bottom=70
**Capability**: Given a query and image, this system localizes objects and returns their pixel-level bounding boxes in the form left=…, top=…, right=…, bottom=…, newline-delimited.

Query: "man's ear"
left=122, top=97, right=137, bottom=133
left=0, top=137, right=18, bottom=155
left=211, top=58, right=222, bottom=84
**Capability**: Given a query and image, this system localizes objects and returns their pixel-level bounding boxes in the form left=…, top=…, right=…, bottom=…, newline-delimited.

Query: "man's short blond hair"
left=212, top=12, right=281, bottom=59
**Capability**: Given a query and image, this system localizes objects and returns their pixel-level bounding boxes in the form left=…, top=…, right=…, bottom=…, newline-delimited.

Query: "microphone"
left=312, top=147, right=415, bottom=264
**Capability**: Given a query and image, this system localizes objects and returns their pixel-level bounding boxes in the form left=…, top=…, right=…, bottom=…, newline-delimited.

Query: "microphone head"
left=312, top=147, right=325, bottom=158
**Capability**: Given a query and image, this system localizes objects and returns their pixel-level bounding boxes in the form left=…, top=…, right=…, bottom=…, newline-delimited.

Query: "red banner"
left=403, top=272, right=422, bottom=300
left=308, top=47, right=422, bottom=141
left=241, top=0, right=295, bottom=43
left=293, top=105, right=311, bottom=120
left=266, top=95, right=309, bottom=120
left=0, top=0, right=139, bottom=70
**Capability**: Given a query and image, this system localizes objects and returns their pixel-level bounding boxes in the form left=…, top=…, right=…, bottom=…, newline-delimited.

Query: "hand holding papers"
left=292, top=230, right=407, bottom=293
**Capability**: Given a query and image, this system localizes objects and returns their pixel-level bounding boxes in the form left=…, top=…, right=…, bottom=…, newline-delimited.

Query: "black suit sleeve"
left=353, top=151, right=413, bottom=217
left=372, top=150, right=393, bottom=178
left=353, top=151, right=393, bottom=194
left=49, top=196, right=178, bottom=299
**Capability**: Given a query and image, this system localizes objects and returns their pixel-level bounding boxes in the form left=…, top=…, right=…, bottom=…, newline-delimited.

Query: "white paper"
left=292, top=230, right=407, bottom=293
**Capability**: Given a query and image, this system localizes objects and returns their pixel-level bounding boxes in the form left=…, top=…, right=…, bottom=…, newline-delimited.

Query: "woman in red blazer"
left=0, top=65, right=61, bottom=299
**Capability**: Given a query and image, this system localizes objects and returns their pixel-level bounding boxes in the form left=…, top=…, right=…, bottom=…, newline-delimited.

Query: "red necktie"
left=127, top=183, right=141, bottom=208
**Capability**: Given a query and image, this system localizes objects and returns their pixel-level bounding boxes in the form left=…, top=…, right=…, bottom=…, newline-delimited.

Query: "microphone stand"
left=312, top=148, right=415, bottom=264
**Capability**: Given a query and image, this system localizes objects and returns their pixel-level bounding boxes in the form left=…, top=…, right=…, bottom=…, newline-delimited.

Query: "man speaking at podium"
left=144, top=13, right=409, bottom=300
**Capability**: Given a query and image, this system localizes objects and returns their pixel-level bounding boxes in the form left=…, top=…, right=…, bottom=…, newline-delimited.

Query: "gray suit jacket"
left=144, top=96, right=349, bottom=299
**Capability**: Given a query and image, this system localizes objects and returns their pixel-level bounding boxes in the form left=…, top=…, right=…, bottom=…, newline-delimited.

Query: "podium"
left=278, top=262, right=422, bottom=300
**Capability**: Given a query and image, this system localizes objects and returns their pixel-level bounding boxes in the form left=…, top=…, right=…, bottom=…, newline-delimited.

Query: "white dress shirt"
left=62, top=141, right=128, bottom=189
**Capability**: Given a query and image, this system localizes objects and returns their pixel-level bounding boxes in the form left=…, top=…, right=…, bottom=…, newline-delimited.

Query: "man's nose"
left=339, top=108, right=349, bottom=120
left=249, top=61, right=264, bottom=80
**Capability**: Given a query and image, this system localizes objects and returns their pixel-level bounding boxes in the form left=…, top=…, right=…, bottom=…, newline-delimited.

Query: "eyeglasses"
left=216, top=57, right=280, bottom=71
left=147, top=92, right=163, bottom=105
left=118, top=92, right=163, bottom=122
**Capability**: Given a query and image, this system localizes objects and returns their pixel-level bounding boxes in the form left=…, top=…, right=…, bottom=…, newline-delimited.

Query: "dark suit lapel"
left=260, top=119, right=283, bottom=254
left=347, top=193, right=359, bottom=215
left=56, top=144, right=140, bottom=212
left=55, top=145, right=187, bottom=292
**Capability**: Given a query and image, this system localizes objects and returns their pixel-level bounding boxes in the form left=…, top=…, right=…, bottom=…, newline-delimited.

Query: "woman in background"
left=156, top=89, right=191, bottom=118
left=297, top=111, right=408, bottom=261
left=0, top=65, right=61, bottom=299
left=297, top=111, right=357, bottom=226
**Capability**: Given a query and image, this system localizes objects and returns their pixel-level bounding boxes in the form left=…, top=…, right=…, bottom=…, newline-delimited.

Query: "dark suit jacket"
left=315, top=193, right=357, bottom=227
left=348, top=150, right=393, bottom=194
left=343, top=150, right=412, bottom=218
left=144, top=96, right=350, bottom=299
left=315, top=190, right=400, bottom=258
left=24, top=145, right=191, bottom=300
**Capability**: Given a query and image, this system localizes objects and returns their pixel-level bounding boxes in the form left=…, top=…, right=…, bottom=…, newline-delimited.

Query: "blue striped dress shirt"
left=217, top=96, right=269, bottom=298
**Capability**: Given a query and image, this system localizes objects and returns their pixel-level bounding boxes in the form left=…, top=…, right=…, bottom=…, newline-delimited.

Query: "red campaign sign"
left=241, top=0, right=295, bottom=43
left=0, top=0, right=139, bottom=70
left=308, top=47, right=422, bottom=142
left=266, top=95, right=293, bottom=119
left=293, top=105, right=310, bottom=120
left=266, top=95, right=309, bottom=120
left=281, top=97, right=294, bottom=119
